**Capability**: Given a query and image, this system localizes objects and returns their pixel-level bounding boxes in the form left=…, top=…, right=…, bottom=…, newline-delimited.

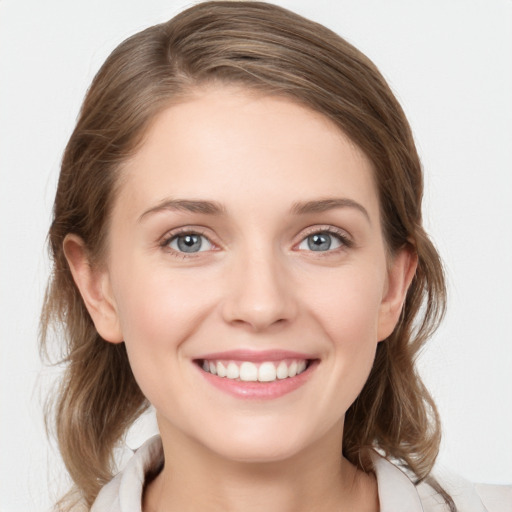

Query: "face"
left=70, top=86, right=413, bottom=464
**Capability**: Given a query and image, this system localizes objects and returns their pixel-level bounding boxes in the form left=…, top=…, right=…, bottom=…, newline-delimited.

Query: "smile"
left=200, top=359, right=309, bottom=382
left=194, top=351, right=318, bottom=400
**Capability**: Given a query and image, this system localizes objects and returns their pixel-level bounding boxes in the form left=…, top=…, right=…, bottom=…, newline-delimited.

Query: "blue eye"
left=298, top=232, right=344, bottom=252
left=167, top=233, right=213, bottom=253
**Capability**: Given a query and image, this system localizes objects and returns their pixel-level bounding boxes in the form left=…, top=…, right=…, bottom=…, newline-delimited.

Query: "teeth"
left=217, top=361, right=227, bottom=377
left=288, top=361, right=297, bottom=377
left=276, top=361, right=288, bottom=379
left=226, top=362, right=239, bottom=379
left=201, top=359, right=309, bottom=382
left=258, top=362, right=276, bottom=382
left=240, top=362, right=258, bottom=382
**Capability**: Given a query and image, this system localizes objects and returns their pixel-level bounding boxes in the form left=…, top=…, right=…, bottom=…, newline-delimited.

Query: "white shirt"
left=91, top=436, right=511, bottom=512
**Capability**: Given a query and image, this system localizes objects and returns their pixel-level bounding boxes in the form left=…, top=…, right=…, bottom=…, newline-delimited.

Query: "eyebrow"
left=291, top=198, right=371, bottom=223
left=139, top=199, right=225, bottom=221
left=139, top=197, right=370, bottom=223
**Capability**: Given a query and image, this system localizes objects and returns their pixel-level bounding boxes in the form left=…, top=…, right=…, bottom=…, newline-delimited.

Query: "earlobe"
left=63, top=234, right=124, bottom=344
left=377, top=246, right=418, bottom=342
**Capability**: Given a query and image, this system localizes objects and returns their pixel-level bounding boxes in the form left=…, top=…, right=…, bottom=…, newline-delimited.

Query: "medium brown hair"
left=41, top=1, right=450, bottom=509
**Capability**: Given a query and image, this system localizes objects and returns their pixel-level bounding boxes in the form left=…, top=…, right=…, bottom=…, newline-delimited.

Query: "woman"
left=41, top=2, right=510, bottom=511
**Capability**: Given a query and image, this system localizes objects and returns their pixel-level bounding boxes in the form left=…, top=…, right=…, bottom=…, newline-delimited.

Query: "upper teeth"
left=201, top=360, right=307, bottom=382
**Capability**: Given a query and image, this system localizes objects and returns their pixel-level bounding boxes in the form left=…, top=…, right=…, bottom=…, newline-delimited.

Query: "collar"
left=371, top=452, right=424, bottom=512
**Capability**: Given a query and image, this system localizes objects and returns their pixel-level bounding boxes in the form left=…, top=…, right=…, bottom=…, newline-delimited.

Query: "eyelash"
left=159, top=226, right=353, bottom=258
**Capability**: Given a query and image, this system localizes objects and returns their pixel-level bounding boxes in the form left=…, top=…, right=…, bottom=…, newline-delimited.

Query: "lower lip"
left=197, top=361, right=318, bottom=400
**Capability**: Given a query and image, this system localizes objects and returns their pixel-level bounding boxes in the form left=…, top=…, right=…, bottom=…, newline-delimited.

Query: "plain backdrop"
left=1, top=1, right=511, bottom=510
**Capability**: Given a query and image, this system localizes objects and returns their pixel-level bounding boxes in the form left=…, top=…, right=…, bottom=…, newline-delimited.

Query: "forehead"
left=117, top=86, right=379, bottom=220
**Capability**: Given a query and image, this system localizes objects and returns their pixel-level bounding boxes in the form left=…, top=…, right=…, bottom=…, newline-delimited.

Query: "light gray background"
left=1, top=1, right=511, bottom=510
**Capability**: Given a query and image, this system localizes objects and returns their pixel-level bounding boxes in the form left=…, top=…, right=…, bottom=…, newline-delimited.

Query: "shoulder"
left=372, top=452, right=512, bottom=512
left=474, top=483, right=512, bottom=512
left=91, top=435, right=163, bottom=512
left=418, top=471, right=512, bottom=512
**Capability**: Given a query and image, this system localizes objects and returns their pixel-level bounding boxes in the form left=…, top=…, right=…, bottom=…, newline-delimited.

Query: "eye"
left=297, top=231, right=346, bottom=252
left=166, top=233, right=213, bottom=253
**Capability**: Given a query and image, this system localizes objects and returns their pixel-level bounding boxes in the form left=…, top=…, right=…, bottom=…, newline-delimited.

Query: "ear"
left=63, top=234, right=123, bottom=344
left=377, top=245, right=418, bottom=342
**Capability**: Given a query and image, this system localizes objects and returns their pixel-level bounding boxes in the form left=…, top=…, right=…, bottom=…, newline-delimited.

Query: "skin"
left=65, top=86, right=416, bottom=512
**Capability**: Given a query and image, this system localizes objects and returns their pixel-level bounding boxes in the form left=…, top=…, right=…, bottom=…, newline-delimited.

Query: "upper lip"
left=195, top=349, right=317, bottom=362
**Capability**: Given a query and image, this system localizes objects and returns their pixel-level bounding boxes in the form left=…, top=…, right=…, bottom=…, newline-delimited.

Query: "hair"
left=41, top=1, right=452, bottom=510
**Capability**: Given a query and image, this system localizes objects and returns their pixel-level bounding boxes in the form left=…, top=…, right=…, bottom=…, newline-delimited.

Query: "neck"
left=143, top=421, right=378, bottom=512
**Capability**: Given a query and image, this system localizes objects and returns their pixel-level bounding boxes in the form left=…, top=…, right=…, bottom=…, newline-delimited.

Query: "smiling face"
left=66, top=86, right=415, bottom=464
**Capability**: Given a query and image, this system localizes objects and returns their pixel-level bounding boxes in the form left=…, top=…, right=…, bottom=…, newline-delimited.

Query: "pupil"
left=178, top=234, right=202, bottom=252
left=308, top=233, right=331, bottom=251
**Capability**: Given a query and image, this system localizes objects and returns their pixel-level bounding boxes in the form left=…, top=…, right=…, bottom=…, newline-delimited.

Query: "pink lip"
left=195, top=349, right=315, bottom=362
left=194, top=353, right=319, bottom=400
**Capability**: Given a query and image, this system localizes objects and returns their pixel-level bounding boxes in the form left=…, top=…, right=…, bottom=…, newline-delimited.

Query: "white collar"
left=372, top=452, right=424, bottom=512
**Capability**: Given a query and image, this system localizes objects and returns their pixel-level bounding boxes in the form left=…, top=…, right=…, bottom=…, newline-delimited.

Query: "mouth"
left=193, top=351, right=318, bottom=399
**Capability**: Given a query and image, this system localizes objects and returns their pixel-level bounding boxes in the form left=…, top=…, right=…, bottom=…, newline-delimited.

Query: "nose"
left=221, top=248, right=298, bottom=332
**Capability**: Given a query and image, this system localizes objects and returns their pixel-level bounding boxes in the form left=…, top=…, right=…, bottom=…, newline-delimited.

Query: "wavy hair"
left=41, top=2, right=451, bottom=509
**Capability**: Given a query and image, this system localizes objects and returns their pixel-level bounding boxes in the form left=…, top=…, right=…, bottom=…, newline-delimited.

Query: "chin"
left=192, top=416, right=329, bottom=465
left=208, top=437, right=305, bottom=464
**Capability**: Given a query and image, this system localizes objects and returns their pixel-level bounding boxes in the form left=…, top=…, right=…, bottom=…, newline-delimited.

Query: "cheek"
left=309, top=265, right=385, bottom=345
left=110, top=262, right=216, bottom=384
left=304, top=265, right=385, bottom=404
left=111, top=274, right=218, bottom=427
